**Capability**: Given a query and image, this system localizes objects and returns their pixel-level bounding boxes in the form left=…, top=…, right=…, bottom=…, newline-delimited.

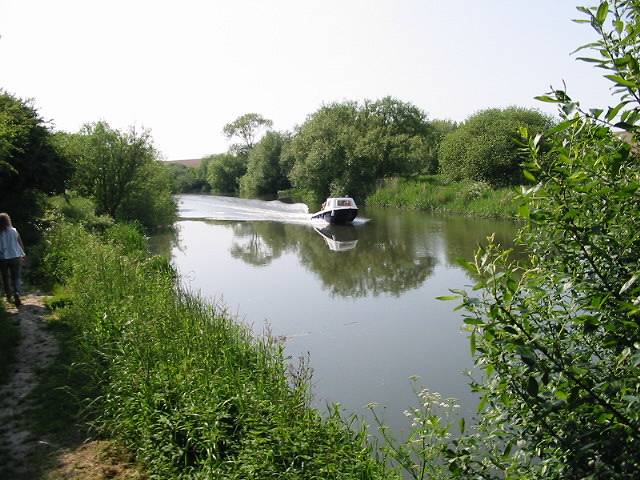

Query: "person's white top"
left=0, top=227, right=25, bottom=259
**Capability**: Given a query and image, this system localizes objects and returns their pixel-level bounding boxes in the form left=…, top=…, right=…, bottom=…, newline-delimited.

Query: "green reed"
left=365, top=176, right=518, bottom=218
left=40, top=222, right=394, bottom=479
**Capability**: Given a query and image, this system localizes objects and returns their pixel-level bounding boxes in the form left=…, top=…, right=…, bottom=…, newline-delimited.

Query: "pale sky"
left=1, top=0, right=610, bottom=160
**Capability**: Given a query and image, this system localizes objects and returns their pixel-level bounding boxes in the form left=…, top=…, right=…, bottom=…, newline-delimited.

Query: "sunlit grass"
left=366, top=176, right=519, bottom=218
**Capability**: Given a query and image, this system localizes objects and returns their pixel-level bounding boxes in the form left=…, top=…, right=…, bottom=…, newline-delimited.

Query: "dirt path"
left=0, top=295, right=144, bottom=480
left=0, top=294, right=59, bottom=479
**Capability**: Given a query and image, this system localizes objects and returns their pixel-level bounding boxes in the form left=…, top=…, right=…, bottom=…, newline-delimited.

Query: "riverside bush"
left=41, top=222, right=395, bottom=479
left=375, top=2, right=640, bottom=478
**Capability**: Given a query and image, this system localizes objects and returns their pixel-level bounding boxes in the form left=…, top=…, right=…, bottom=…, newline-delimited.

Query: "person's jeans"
left=0, top=257, right=21, bottom=300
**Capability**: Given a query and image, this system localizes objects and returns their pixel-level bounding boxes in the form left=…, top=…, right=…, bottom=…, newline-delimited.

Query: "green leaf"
left=605, top=74, right=637, bottom=88
left=470, top=330, right=477, bottom=355
left=534, top=95, right=561, bottom=103
left=522, top=170, right=536, bottom=182
left=459, top=417, right=465, bottom=434
left=547, top=118, right=579, bottom=135
left=576, top=57, right=605, bottom=64
left=455, top=258, right=476, bottom=273
left=518, top=204, right=531, bottom=219
left=555, top=390, right=568, bottom=401
left=614, top=121, right=636, bottom=131
left=463, top=318, right=484, bottom=326
left=605, top=101, right=629, bottom=121
left=436, top=295, right=458, bottom=301
left=590, top=108, right=604, bottom=118
left=596, top=1, right=608, bottom=25
left=569, top=41, right=601, bottom=55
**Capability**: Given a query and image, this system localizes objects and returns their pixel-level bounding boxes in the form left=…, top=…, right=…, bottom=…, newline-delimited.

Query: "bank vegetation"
left=1, top=1, right=639, bottom=478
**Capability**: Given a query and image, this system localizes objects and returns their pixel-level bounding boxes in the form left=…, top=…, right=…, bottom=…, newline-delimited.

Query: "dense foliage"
left=56, top=122, right=176, bottom=230
left=373, top=2, right=640, bottom=478
left=163, top=162, right=211, bottom=194
left=438, top=107, right=553, bottom=187
left=0, top=92, right=72, bottom=240
left=39, top=222, right=395, bottom=479
left=205, top=152, right=248, bottom=195
left=285, top=97, right=436, bottom=200
left=239, top=131, right=290, bottom=197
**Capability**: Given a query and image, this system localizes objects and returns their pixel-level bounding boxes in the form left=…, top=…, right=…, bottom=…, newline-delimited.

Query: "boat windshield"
left=336, top=199, right=353, bottom=207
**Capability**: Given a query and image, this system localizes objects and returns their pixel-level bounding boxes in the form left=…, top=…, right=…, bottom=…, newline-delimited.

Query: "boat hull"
left=311, top=208, right=358, bottom=224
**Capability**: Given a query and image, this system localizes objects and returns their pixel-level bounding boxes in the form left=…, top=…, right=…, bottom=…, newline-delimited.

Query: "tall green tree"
left=239, top=131, right=290, bottom=197
left=62, top=122, right=175, bottom=229
left=0, top=91, right=71, bottom=239
left=438, top=107, right=553, bottom=186
left=206, top=152, right=247, bottom=194
left=223, top=113, right=273, bottom=156
left=285, top=97, right=435, bottom=200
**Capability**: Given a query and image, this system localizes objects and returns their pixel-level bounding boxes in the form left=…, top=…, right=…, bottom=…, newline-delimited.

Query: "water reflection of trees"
left=160, top=212, right=519, bottom=298
left=438, top=216, right=525, bottom=266
left=222, top=214, right=441, bottom=298
left=149, top=226, right=182, bottom=258
left=228, top=222, right=292, bottom=266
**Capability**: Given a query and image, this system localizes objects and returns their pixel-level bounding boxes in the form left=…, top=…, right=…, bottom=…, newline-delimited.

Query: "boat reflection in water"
left=313, top=224, right=359, bottom=252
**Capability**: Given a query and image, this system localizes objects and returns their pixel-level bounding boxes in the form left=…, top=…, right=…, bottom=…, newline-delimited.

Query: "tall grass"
left=41, top=223, right=394, bottom=479
left=366, top=176, right=519, bottom=218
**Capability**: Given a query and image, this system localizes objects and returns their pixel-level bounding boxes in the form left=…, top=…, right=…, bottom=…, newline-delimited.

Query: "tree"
left=438, top=107, right=553, bottom=186
left=0, top=91, right=72, bottom=240
left=206, top=153, right=247, bottom=194
left=284, top=97, right=435, bottom=200
left=223, top=113, right=273, bottom=156
left=163, top=163, right=210, bottom=193
left=63, top=122, right=175, bottom=229
left=429, top=119, right=458, bottom=173
left=361, top=96, right=436, bottom=176
left=239, top=131, right=290, bottom=197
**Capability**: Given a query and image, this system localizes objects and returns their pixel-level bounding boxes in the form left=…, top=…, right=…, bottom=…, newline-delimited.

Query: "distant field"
left=164, top=158, right=202, bottom=168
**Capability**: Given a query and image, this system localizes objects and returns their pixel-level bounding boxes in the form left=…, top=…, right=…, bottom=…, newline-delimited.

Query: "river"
left=153, top=194, right=519, bottom=435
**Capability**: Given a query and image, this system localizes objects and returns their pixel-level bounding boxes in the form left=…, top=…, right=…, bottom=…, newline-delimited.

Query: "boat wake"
left=178, top=194, right=311, bottom=224
left=178, top=194, right=368, bottom=226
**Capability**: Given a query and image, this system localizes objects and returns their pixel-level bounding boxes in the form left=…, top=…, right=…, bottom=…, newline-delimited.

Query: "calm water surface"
left=155, top=194, right=519, bottom=434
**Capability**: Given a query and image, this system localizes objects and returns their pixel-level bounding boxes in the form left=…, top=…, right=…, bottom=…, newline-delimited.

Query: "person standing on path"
left=0, top=213, right=26, bottom=307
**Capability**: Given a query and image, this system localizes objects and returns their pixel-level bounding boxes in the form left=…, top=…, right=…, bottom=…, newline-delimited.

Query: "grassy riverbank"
left=37, top=222, right=394, bottom=479
left=365, top=176, right=519, bottom=218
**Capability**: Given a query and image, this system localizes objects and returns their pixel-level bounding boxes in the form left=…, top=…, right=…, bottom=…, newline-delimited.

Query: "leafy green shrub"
left=239, top=131, right=290, bottom=197
left=438, top=107, right=553, bottom=187
left=206, top=153, right=247, bottom=195
left=103, top=222, right=148, bottom=257
left=56, top=122, right=176, bottom=230
left=458, top=180, right=490, bottom=202
left=389, top=3, right=640, bottom=478
left=46, top=193, right=114, bottom=232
